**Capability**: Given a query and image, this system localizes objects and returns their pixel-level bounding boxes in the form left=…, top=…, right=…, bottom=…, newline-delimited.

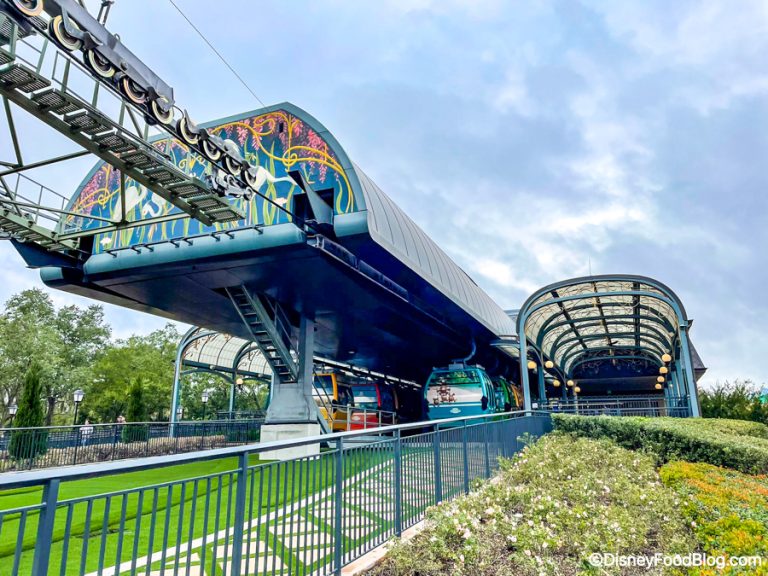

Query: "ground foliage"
left=553, top=414, right=768, bottom=474
left=370, top=434, right=694, bottom=576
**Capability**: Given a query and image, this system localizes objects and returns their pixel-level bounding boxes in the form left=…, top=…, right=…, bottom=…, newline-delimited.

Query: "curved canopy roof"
left=182, top=328, right=271, bottom=378
left=517, top=275, right=688, bottom=376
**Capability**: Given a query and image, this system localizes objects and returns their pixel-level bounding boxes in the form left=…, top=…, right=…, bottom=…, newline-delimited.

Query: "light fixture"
left=657, top=376, right=665, bottom=383
left=655, top=383, right=662, bottom=390
left=567, top=379, right=575, bottom=387
left=235, top=377, right=244, bottom=386
left=72, top=389, right=84, bottom=426
left=552, top=379, right=561, bottom=387
left=659, top=366, right=669, bottom=375
left=662, top=353, right=672, bottom=363
left=527, top=360, right=536, bottom=370
left=574, top=386, right=581, bottom=394
left=8, top=404, right=17, bottom=417
left=201, top=391, right=210, bottom=404
left=545, top=360, right=554, bottom=369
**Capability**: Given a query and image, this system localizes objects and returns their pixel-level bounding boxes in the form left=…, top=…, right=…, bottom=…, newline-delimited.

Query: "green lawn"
left=0, top=448, right=386, bottom=575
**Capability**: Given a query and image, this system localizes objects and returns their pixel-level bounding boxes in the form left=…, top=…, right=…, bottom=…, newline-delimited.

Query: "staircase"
left=225, top=286, right=299, bottom=385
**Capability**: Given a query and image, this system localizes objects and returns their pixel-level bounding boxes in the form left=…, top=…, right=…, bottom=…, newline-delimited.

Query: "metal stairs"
left=226, top=286, right=299, bottom=385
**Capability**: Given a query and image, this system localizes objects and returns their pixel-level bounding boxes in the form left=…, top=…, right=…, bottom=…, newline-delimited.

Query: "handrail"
left=0, top=410, right=540, bottom=488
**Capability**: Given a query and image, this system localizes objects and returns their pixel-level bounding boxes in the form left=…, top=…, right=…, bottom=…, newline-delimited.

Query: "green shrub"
left=699, top=379, right=768, bottom=425
left=122, top=379, right=149, bottom=443
left=369, top=434, right=694, bottom=576
left=553, top=414, right=768, bottom=474
left=8, top=363, right=48, bottom=461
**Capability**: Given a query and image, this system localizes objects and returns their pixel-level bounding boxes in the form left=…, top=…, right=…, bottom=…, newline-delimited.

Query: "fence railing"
left=0, top=411, right=552, bottom=576
left=541, top=395, right=691, bottom=417
left=0, top=419, right=265, bottom=472
left=328, top=405, right=398, bottom=432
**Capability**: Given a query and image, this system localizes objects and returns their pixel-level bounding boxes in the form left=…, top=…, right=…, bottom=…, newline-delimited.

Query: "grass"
left=0, top=447, right=387, bottom=575
left=369, top=433, right=695, bottom=575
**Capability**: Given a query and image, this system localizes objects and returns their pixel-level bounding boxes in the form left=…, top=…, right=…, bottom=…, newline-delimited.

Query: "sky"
left=1, top=0, right=767, bottom=387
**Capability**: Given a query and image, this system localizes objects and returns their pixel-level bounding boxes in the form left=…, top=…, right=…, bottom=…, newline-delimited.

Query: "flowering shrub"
left=369, top=434, right=694, bottom=575
left=553, top=415, right=768, bottom=474
left=661, top=461, right=768, bottom=575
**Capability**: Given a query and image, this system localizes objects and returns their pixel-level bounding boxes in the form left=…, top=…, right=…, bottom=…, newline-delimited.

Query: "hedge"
left=552, top=414, right=768, bottom=475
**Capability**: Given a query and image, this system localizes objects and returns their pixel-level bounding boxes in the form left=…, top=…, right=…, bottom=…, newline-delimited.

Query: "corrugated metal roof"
left=352, top=164, right=516, bottom=338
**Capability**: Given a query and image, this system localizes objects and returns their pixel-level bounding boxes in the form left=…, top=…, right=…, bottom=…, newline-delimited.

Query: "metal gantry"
left=0, top=0, right=318, bottom=261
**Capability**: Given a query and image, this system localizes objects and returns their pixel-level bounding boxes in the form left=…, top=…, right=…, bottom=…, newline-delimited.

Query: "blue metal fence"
left=0, top=419, right=265, bottom=472
left=0, top=411, right=552, bottom=576
left=541, top=395, right=691, bottom=417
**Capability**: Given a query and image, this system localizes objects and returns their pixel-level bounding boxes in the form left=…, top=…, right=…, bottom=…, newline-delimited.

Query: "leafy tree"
left=123, top=378, right=149, bottom=442
left=700, top=380, right=767, bottom=425
left=180, top=375, right=269, bottom=420
left=0, top=289, right=109, bottom=425
left=84, top=324, right=179, bottom=422
left=8, top=362, right=48, bottom=460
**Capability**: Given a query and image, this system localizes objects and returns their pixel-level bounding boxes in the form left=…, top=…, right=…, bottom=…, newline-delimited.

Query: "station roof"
left=182, top=328, right=270, bottom=378
left=517, top=275, right=704, bottom=376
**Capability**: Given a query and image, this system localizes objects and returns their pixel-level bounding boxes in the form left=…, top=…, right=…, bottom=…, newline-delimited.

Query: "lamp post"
left=201, top=390, right=209, bottom=420
left=8, top=403, right=17, bottom=426
left=72, top=389, right=84, bottom=425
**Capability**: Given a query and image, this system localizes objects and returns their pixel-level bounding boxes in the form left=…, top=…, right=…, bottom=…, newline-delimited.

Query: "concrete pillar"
left=260, top=315, right=321, bottom=459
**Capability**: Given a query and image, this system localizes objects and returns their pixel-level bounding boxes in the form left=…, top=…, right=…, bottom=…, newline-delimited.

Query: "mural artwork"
left=60, top=109, right=356, bottom=253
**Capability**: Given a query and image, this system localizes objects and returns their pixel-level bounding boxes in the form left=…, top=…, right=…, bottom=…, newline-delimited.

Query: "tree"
left=699, top=379, right=768, bottom=424
left=83, top=324, right=179, bottom=422
left=123, top=378, right=149, bottom=442
left=0, top=289, right=110, bottom=425
left=8, top=362, right=48, bottom=460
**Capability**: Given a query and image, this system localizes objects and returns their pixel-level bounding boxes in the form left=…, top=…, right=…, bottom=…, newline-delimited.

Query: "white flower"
left=462, top=529, right=472, bottom=539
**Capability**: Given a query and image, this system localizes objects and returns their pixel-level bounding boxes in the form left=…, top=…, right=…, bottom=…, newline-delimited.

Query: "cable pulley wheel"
left=85, top=49, right=116, bottom=79
left=202, top=140, right=222, bottom=162
left=150, top=98, right=174, bottom=125
left=120, top=77, right=147, bottom=105
left=177, top=116, right=199, bottom=145
left=13, top=0, right=44, bottom=17
left=49, top=15, right=82, bottom=52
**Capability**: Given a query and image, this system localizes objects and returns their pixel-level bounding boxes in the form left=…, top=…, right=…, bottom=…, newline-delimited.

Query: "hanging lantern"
left=527, top=360, right=537, bottom=370
left=574, top=386, right=581, bottom=394
left=567, top=379, right=575, bottom=387
left=552, top=379, right=561, bottom=387
left=657, top=376, right=665, bottom=383
left=662, top=353, right=672, bottom=363
left=659, top=366, right=669, bottom=375
left=545, top=360, right=554, bottom=369
left=654, top=383, right=662, bottom=390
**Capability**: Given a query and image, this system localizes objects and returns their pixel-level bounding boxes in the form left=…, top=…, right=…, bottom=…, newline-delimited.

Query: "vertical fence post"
left=432, top=424, right=442, bottom=504
left=393, top=429, right=403, bottom=536
left=32, top=478, right=60, bottom=576
left=483, top=422, right=491, bottom=478
left=334, top=438, right=344, bottom=575
left=230, top=451, right=248, bottom=576
left=111, top=424, right=119, bottom=462
left=462, top=421, right=470, bottom=494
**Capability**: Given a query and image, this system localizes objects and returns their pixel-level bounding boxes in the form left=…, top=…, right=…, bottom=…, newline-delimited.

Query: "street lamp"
left=201, top=390, right=210, bottom=420
left=8, top=403, right=17, bottom=425
left=73, top=389, right=84, bottom=425
left=176, top=405, right=183, bottom=421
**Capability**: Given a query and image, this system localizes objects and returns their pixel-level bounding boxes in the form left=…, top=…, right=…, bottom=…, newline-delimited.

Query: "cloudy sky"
left=1, top=0, right=766, bottom=386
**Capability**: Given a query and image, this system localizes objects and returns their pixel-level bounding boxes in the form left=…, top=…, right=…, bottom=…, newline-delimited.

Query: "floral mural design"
left=61, top=109, right=356, bottom=252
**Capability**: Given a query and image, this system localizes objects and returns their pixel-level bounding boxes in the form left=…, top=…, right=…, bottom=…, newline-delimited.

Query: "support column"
left=537, top=366, right=546, bottom=407
left=260, top=315, right=321, bottom=459
left=228, top=379, right=236, bottom=415
left=519, top=335, right=532, bottom=413
left=678, top=328, right=701, bottom=417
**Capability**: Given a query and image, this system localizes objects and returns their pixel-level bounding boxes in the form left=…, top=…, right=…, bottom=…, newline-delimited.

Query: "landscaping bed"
left=369, top=434, right=695, bottom=575
left=370, top=419, right=768, bottom=575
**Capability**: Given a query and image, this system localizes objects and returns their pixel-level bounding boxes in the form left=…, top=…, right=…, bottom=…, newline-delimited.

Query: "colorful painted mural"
left=59, top=108, right=356, bottom=252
